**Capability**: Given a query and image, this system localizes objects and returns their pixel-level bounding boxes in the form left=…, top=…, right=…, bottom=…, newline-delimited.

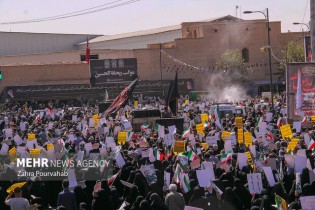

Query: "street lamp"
left=293, top=22, right=310, bottom=31
left=244, top=8, right=274, bottom=109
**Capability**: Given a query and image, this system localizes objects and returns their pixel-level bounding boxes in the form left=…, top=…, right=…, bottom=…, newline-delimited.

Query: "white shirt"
left=5, top=197, right=30, bottom=210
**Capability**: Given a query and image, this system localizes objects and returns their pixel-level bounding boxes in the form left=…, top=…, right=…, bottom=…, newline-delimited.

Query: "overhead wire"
left=0, top=0, right=142, bottom=25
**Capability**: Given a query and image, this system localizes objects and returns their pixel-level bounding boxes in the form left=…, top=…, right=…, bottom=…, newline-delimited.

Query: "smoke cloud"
left=202, top=71, right=252, bottom=102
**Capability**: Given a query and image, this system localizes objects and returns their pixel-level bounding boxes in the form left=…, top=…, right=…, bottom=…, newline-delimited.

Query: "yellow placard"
left=201, top=114, right=208, bottom=123
left=134, top=101, right=138, bottom=107
left=235, top=117, right=243, bottom=128
left=9, top=147, right=16, bottom=155
left=246, top=151, right=254, bottom=168
left=201, top=143, right=209, bottom=150
left=94, top=118, right=100, bottom=128
left=237, top=129, right=244, bottom=144
left=30, top=149, right=41, bottom=158
left=185, top=100, right=189, bottom=105
left=118, top=132, right=127, bottom=145
left=280, top=124, right=292, bottom=139
left=47, top=144, right=54, bottom=151
left=196, top=123, right=205, bottom=136
left=174, top=141, right=185, bottom=153
left=28, top=133, right=35, bottom=140
left=92, top=114, right=99, bottom=119
left=286, top=138, right=299, bottom=152
left=244, top=132, right=252, bottom=146
left=221, top=131, right=231, bottom=141
left=311, top=116, right=315, bottom=123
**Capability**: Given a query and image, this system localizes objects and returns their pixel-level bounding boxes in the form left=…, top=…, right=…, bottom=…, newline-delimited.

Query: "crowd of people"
left=0, top=96, right=314, bottom=210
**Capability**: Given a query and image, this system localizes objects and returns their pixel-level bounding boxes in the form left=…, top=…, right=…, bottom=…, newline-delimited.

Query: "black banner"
left=3, top=79, right=193, bottom=100
left=90, top=58, right=137, bottom=84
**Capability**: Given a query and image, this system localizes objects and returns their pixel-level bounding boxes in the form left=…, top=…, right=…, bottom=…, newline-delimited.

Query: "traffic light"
left=0, top=71, right=2, bottom=81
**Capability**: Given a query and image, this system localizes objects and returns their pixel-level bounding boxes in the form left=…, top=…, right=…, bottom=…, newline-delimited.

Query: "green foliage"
left=281, top=41, right=304, bottom=63
left=215, top=49, right=251, bottom=74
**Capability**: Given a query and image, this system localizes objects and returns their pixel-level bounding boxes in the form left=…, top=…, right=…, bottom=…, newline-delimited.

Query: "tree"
left=281, top=41, right=304, bottom=63
left=277, top=41, right=304, bottom=80
left=215, top=49, right=251, bottom=83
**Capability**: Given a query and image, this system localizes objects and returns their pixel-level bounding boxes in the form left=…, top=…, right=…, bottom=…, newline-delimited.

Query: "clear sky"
left=0, top=0, right=310, bottom=35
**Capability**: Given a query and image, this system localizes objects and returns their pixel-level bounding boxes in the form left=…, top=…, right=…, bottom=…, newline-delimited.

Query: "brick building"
left=0, top=16, right=303, bottom=101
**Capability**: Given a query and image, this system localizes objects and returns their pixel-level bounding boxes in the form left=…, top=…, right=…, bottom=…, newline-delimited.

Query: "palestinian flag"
left=275, top=194, right=287, bottom=210
left=255, top=116, right=263, bottom=127
left=141, top=123, right=149, bottom=131
left=182, top=128, right=190, bottom=138
left=308, top=139, right=315, bottom=150
left=187, top=149, right=198, bottom=161
left=108, top=172, right=119, bottom=185
left=33, top=113, right=41, bottom=123
left=277, top=116, right=282, bottom=128
left=154, top=148, right=164, bottom=161
left=181, top=174, right=191, bottom=193
left=213, top=105, right=222, bottom=129
left=220, top=152, right=232, bottom=164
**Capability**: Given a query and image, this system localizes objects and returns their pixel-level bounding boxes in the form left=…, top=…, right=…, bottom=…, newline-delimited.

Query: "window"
left=242, top=48, right=249, bottom=63
left=80, top=54, right=99, bottom=61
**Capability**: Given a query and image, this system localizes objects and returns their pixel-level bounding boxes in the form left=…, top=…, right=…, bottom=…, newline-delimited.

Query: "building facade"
left=0, top=16, right=303, bottom=101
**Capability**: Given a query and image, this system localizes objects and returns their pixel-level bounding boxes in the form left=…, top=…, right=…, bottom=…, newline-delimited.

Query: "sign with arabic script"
left=90, top=58, right=137, bottom=84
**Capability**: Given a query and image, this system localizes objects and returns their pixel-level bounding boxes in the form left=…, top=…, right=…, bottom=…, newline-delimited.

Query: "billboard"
left=90, top=58, right=137, bottom=85
left=286, top=63, right=315, bottom=119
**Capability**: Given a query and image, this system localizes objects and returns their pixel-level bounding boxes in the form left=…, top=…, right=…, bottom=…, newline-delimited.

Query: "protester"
left=5, top=187, right=30, bottom=210
left=0, top=95, right=314, bottom=210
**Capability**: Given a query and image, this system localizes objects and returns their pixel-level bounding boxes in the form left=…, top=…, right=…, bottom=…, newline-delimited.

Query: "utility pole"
left=311, top=0, right=315, bottom=61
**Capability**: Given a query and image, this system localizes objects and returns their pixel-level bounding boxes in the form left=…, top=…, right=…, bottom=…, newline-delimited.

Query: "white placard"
left=258, top=122, right=267, bottom=135
left=123, top=122, right=132, bottom=130
left=294, top=156, right=307, bottom=173
left=224, top=140, right=233, bottom=154
left=168, top=125, right=176, bottom=134
left=226, top=134, right=237, bottom=146
left=237, top=153, right=248, bottom=170
left=0, top=143, right=9, bottom=155
left=84, top=142, right=93, bottom=156
left=5, top=129, right=13, bottom=138
left=300, top=196, right=315, bottom=210
left=249, top=145, right=256, bottom=158
left=196, top=169, right=211, bottom=187
left=114, top=126, right=121, bottom=136
left=164, top=134, right=174, bottom=146
left=20, top=122, right=26, bottom=132
left=296, top=149, right=306, bottom=157
left=262, top=167, right=275, bottom=187
left=89, top=118, right=95, bottom=128
left=265, top=113, right=273, bottom=122
left=304, top=134, right=311, bottom=146
left=164, top=171, right=171, bottom=190
left=76, top=150, right=84, bottom=161
left=293, top=121, right=302, bottom=133
left=115, top=152, right=126, bottom=168
left=206, top=136, right=218, bottom=146
left=68, top=168, right=77, bottom=189
left=13, top=135, right=24, bottom=146
left=158, top=125, right=165, bottom=138
left=247, top=173, right=263, bottom=194
left=26, top=139, right=38, bottom=149
left=284, top=154, right=295, bottom=168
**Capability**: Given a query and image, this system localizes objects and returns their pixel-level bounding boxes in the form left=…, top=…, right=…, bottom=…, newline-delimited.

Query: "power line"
left=0, top=0, right=142, bottom=25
